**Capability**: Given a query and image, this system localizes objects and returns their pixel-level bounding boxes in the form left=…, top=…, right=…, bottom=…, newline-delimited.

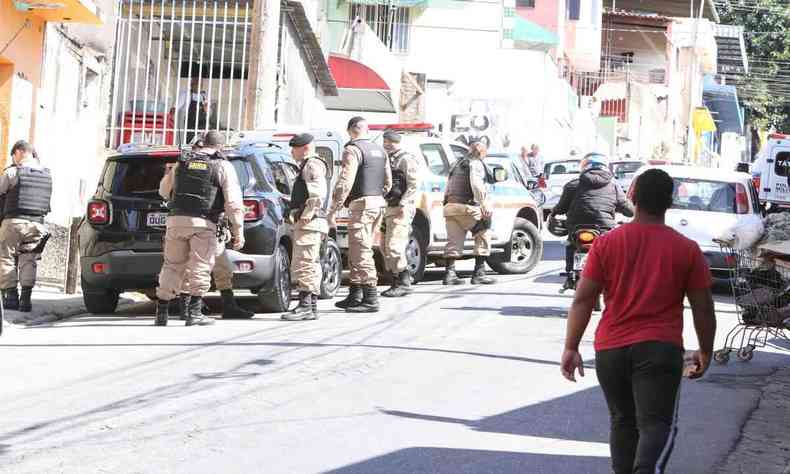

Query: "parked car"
left=541, top=159, right=582, bottom=218
left=609, top=160, right=644, bottom=192
left=751, top=132, right=790, bottom=211
left=79, top=142, right=341, bottom=314
left=484, top=153, right=545, bottom=205
left=629, top=165, right=763, bottom=284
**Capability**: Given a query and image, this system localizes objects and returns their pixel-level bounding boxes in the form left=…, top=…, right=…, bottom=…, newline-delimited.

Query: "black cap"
left=347, top=116, right=366, bottom=131
left=382, top=131, right=402, bottom=143
left=288, top=133, right=314, bottom=147
left=202, top=131, right=223, bottom=147
left=10, top=140, right=33, bottom=156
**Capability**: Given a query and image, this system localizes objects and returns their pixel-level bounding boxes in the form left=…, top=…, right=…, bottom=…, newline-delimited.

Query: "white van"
left=751, top=133, right=790, bottom=208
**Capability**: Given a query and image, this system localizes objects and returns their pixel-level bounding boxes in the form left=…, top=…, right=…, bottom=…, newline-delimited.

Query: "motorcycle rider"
left=551, top=152, right=634, bottom=290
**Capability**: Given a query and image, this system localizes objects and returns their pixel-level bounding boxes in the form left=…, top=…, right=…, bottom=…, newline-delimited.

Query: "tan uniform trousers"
left=443, top=204, right=491, bottom=258
left=181, top=247, right=234, bottom=293
left=0, top=218, right=46, bottom=289
left=292, top=228, right=324, bottom=295
left=349, top=207, right=384, bottom=286
left=156, top=225, right=217, bottom=300
left=383, top=206, right=414, bottom=273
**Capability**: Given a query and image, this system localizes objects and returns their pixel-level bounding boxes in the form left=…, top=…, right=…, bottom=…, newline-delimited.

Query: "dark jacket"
left=554, top=167, right=634, bottom=231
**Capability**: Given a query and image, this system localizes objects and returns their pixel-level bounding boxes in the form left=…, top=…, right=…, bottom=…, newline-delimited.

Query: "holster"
left=470, top=216, right=492, bottom=235
left=20, top=231, right=50, bottom=254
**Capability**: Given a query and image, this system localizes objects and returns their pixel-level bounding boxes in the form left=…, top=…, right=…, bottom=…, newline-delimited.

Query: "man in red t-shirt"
left=560, top=168, right=717, bottom=474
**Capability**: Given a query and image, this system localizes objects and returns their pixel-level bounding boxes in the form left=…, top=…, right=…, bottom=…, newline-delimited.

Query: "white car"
left=541, top=159, right=582, bottom=217
left=751, top=132, right=790, bottom=210
left=630, top=165, right=764, bottom=284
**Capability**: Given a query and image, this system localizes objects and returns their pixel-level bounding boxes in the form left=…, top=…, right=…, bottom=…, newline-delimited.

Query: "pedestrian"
left=154, top=131, right=244, bottom=326
left=381, top=131, right=421, bottom=298
left=560, top=168, right=717, bottom=474
left=175, top=76, right=209, bottom=144
left=282, top=133, right=329, bottom=321
left=328, top=116, right=392, bottom=313
left=526, top=144, right=543, bottom=178
left=0, top=140, right=52, bottom=313
left=441, top=141, right=496, bottom=286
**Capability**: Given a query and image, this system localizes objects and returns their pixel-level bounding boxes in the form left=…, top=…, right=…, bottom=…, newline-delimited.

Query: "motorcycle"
left=554, top=220, right=605, bottom=311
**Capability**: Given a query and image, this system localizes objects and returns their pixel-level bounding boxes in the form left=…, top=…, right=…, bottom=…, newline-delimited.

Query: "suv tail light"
left=736, top=183, right=750, bottom=214
left=243, top=200, right=265, bottom=221
left=538, top=176, right=546, bottom=189
left=752, top=174, right=761, bottom=193
left=87, top=200, right=110, bottom=225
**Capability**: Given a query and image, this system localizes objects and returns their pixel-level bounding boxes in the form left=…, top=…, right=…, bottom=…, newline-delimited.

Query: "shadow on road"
left=442, top=305, right=570, bottom=318
left=326, top=447, right=611, bottom=474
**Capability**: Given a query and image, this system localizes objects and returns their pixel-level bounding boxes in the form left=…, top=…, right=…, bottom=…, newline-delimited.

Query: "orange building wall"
left=0, top=0, right=46, bottom=168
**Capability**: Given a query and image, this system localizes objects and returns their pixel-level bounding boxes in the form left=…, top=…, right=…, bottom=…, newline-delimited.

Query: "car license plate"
left=335, top=230, right=348, bottom=248
left=146, top=212, right=168, bottom=227
left=573, top=253, right=587, bottom=271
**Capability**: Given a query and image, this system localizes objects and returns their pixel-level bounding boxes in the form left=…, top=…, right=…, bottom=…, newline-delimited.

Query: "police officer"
left=328, top=116, right=392, bottom=313
left=381, top=131, right=420, bottom=298
left=155, top=131, right=244, bottom=326
left=442, top=141, right=496, bottom=286
left=0, top=141, right=52, bottom=313
left=282, top=133, right=329, bottom=321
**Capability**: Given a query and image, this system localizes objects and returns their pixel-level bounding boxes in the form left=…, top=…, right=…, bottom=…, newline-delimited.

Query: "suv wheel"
left=258, top=244, right=291, bottom=313
left=82, top=279, right=120, bottom=314
left=320, top=238, right=342, bottom=299
left=487, top=218, right=543, bottom=275
left=406, top=225, right=428, bottom=283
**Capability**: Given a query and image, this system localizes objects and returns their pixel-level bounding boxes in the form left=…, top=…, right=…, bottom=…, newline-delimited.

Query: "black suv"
left=79, top=142, right=341, bottom=314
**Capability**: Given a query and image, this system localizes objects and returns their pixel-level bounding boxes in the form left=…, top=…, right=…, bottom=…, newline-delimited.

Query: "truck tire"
left=82, top=279, right=120, bottom=314
left=257, top=244, right=291, bottom=313
left=487, top=218, right=543, bottom=275
left=320, top=238, right=342, bottom=299
left=406, top=224, right=428, bottom=283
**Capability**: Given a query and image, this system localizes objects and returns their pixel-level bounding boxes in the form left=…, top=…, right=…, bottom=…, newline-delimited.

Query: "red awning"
left=328, top=54, right=390, bottom=91
left=323, top=54, right=394, bottom=113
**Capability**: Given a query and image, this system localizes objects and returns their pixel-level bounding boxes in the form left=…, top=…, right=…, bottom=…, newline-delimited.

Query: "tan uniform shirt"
left=444, top=157, right=490, bottom=216
left=0, top=157, right=44, bottom=196
left=330, top=143, right=392, bottom=213
left=389, top=149, right=420, bottom=209
left=294, top=154, right=329, bottom=234
left=159, top=150, right=244, bottom=238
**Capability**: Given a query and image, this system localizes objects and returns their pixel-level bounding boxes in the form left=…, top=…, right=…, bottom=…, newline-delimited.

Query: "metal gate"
left=107, top=0, right=252, bottom=148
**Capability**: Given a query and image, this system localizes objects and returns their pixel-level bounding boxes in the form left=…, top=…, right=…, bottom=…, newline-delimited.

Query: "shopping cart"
left=714, top=242, right=790, bottom=364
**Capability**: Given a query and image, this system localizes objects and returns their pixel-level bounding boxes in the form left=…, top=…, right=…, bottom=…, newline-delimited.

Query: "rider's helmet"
left=580, top=152, right=610, bottom=172
left=547, top=213, right=569, bottom=237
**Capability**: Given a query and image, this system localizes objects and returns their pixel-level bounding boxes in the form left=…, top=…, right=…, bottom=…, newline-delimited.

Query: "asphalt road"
left=0, top=237, right=788, bottom=474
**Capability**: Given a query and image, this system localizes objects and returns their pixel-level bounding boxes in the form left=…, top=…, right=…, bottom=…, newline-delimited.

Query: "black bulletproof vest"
left=170, top=151, right=225, bottom=223
left=345, top=139, right=387, bottom=206
left=385, top=150, right=409, bottom=207
left=3, top=166, right=52, bottom=218
left=290, top=156, right=326, bottom=219
left=445, top=158, right=476, bottom=205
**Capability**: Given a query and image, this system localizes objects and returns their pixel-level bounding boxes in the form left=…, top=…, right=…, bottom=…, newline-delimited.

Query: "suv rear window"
left=546, top=161, right=581, bottom=176
left=111, top=156, right=176, bottom=198
left=774, top=151, right=790, bottom=177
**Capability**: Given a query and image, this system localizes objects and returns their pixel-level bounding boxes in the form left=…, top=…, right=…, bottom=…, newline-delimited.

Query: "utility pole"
left=245, top=0, right=281, bottom=130
left=684, top=0, right=705, bottom=163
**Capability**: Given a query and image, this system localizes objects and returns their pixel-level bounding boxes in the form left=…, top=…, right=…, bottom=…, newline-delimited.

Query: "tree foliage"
left=719, top=0, right=790, bottom=131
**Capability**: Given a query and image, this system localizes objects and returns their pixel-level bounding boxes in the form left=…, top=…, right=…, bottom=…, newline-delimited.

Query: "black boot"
left=282, top=291, right=314, bottom=321
left=335, top=285, right=363, bottom=309
left=346, top=285, right=379, bottom=313
left=186, top=296, right=215, bottom=326
left=155, top=299, right=170, bottom=326
left=19, top=287, right=33, bottom=313
left=443, top=260, right=465, bottom=286
left=221, top=289, right=255, bottom=319
left=311, top=294, right=319, bottom=320
left=399, top=270, right=413, bottom=294
left=178, top=293, right=189, bottom=320
left=381, top=272, right=403, bottom=298
left=470, top=257, right=496, bottom=285
left=2, top=288, right=19, bottom=311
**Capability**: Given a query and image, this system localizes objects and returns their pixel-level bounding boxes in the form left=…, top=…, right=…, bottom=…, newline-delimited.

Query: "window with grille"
left=349, top=4, right=411, bottom=53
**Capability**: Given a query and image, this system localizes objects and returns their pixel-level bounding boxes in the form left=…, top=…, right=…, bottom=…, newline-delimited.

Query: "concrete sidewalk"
left=718, top=364, right=790, bottom=474
left=1, top=287, right=147, bottom=327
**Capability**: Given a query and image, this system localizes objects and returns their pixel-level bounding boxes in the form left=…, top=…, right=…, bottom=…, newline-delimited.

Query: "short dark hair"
left=10, top=140, right=33, bottom=156
left=347, top=116, right=366, bottom=131
left=634, top=169, right=674, bottom=216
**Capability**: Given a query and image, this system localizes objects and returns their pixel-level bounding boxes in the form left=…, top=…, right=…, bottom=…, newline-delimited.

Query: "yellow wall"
left=0, top=0, right=46, bottom=168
